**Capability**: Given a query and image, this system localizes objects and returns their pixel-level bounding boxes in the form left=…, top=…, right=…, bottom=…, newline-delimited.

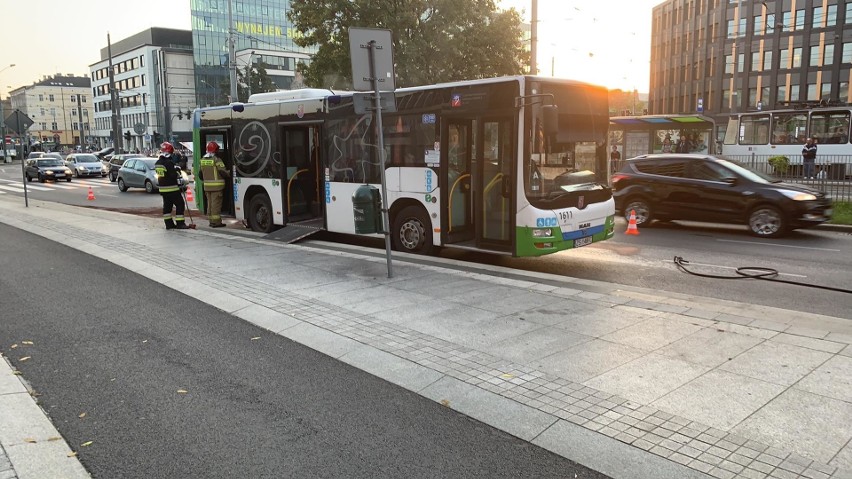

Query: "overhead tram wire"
left=673, top=256, right=852, bottom=294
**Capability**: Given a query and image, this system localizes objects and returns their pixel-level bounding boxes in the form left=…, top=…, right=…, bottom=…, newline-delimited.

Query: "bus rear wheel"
left=248, top=194, right=275, bottom=233
left=392, top=206, right=433, bottom=254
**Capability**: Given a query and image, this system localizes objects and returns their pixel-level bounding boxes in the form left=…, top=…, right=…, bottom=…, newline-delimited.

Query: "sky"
left=0, top=0, right=661, bottom=100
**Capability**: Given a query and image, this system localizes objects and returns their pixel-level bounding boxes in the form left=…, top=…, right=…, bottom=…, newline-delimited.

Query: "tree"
left=237, top=61, right=278, bottom=102
left=288, top=0, right=528, bottom=89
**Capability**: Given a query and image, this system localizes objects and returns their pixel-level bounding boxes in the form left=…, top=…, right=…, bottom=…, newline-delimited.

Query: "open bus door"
left=441, top=116, right=514, bottom=254
left=199, top=130, right=234, bottom=217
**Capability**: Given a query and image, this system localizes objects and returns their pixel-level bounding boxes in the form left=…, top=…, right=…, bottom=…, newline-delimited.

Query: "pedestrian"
left=199, top=141, right=229, bottom=228
left=155, top=142, right=189, bottom=230
left=610, top=145, right=621, bottom=172
left=802, top=136, right=817, bottom=179
left=662, top=133, right=673, bottom=153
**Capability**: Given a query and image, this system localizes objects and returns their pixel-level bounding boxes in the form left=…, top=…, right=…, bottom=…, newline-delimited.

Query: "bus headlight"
left=532, top=228, right=552, bottom=237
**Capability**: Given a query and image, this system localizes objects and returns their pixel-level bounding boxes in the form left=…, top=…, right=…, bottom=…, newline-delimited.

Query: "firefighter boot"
left=174, top=220, right=190, bottom=230
left=165, top=219, right=176, bottom=230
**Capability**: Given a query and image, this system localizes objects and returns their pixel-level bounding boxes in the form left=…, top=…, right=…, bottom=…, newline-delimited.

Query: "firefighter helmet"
left=160, top=142, right=174, bottom=154
left=206, top=141, right=219, bottom=154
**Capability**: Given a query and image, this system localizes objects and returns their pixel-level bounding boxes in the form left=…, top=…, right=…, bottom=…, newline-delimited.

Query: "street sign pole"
left=349, top=27, right=396, bottom=278
left=6, top=109, right=34, bottom=207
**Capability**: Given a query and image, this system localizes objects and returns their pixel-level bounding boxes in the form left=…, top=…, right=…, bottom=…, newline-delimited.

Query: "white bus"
left=722, top=105, right=852, bottom=180
left=192, top=76, right=616, bottom=257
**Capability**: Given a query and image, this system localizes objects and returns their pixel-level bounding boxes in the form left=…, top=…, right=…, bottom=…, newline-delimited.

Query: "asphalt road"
left=0, top=223, right=610, bottom=479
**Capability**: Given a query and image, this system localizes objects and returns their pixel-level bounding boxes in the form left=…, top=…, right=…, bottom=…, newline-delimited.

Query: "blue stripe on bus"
left=562, top=224, right=606, bottom=241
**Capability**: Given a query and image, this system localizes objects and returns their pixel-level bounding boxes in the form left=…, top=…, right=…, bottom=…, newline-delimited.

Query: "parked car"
left=611, top=154, right=833, bottom=238
left=117, top=158, right=159, bottom=193
left=24, top=158, right=73, bottom=183
left=65, top=153, right=108, bottom=178
left=106, top=154, right=143, bottom=182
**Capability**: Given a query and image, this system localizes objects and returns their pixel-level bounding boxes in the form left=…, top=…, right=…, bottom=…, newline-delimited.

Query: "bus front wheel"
left=392, top=206, right=433, bottom=254
left=248, top=194, right=275, bottom=233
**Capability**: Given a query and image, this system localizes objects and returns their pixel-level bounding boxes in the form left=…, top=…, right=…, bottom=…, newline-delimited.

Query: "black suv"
left=612, top=154, right=833, bottom=238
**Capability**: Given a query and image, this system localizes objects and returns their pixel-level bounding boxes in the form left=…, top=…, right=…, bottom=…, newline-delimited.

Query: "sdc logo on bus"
left=536, top=217, right=558, bottom=227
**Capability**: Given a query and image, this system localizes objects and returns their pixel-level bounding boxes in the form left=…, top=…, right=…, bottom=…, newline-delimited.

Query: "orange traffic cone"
left=625, top=209, right=639, bottom=235
left=185, top=186, right=194, bottom=202
left=87, top=186, right=95, bottom=201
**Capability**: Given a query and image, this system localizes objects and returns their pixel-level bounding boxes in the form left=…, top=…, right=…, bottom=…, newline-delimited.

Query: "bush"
left=768, top=155, right=790, bottom=174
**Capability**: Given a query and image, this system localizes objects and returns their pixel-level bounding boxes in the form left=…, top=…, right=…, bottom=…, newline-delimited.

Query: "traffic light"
left=123, top=131, right=131, bottom=142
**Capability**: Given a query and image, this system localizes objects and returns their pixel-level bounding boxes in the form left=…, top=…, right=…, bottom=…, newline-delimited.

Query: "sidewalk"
left=1, top=196, right=851, bottom=479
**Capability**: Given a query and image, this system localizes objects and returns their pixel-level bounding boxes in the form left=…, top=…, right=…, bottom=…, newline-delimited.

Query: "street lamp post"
left=0, top=64, right=16, bottom=162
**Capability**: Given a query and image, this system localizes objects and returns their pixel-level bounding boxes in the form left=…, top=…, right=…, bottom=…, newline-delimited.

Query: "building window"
left=794, top=9, right=805, bottom=30
left=49, top=94, right=54, bottom=102
left=847, top=4, right=852, bottom=24
left=754, top=15, right=763, bottom=35
left=72, top=108, right=77, bottom=116
left=843, top=43, right=852, bottom=63
left=752, top=51, right=761, bottom=70
left=763, top=50, right=773, bottom=70
left=761, top=85, right=771, bottom=104
left=779, top=48, right=790, bottom=68
left=748, top=88, right=758, bottom=107
left=792, top=47, right=802, bottom=67
left=840, top=82, right=849, bottom=103
left=827, top=4, right=837, bottom=27
left=738, top=52, right=744, bottom=72
left=791, top=84, right=800, bottom=101
left=210, top=0, right=217, bottom=8
left=824, top=44, right=835, bottom=65
left=236, top=2, right=243, bottom=12
left=813, top=6, right=823, bottom=29
left=71, top=95, right=77, bottom=103
left=51, top=122, right=57, bottom=130
left=776, top=85, right=787, bottom=103
left=262, top=5, right=268, bottom=15
left=809, top=45, right=820, bottom=65
left=725, top=54, right=734, bottom=74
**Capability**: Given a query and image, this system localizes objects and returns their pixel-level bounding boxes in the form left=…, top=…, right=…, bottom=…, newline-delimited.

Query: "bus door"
left=281, top=125, right=321, bottom=223
left=442, top=120, right=474, bottom=244
left=441, top=116, right=513, bottom=253
left=200, top=130, right=234, bottom=216
left=476, top=118, right=513, bottom=252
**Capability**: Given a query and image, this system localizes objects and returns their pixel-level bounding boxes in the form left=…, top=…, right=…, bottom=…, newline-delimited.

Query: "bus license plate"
left=574, top=236, right=593, bottom=248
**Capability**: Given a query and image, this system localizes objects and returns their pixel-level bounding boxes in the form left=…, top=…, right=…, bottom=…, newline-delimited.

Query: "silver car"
left=117, top=158, right=159, bottom=194
left=65, top=153, right=108, bottom=178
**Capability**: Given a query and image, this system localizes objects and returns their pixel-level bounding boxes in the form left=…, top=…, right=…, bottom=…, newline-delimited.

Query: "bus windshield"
left=524, top=80, right=609, bottom=208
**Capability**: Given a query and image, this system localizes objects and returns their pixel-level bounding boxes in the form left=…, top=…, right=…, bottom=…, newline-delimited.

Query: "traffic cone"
left=625, top=209, right=639, bottom=235
left=185, top=186, right=194, bottom=202
left=87, top=186, right=95, bottom=201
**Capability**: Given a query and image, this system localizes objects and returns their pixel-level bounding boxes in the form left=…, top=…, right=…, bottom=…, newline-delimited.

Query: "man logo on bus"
left=578, top=195, right=585, bottom=209
left=297, top=104, right=304, bottom=118
left=451, top=94, right=462, bottom=108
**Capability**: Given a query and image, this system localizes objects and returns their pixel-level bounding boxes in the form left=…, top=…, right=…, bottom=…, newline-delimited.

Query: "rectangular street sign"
left=349, top=28, right=395, bottom=92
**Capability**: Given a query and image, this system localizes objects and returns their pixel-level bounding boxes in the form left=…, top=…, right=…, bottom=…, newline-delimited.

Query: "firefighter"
left=199, top=141, right=229, bottom=228
left=155, top=142, right=189, bottom=230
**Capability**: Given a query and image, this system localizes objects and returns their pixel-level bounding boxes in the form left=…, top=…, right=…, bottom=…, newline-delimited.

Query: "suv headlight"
left=778, top=189, right=817, bottom=201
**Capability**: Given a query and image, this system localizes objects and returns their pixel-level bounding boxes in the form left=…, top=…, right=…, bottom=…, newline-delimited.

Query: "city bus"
left=608, top=114, right=717, bottom=172
left=722, top=104, right=852, bottom=180
left=192, top=75, right=615, bottom=257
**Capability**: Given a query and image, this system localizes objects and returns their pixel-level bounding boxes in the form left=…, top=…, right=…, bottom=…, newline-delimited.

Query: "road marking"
left=0, top=183, right=52, bottom=192
left=717, top=238, right=841, bottom=252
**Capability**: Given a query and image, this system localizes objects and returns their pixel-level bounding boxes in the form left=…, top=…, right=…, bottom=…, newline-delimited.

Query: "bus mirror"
left=232, top=104, right=245, bottom=112
left=543, top=105, right=559, bottom=135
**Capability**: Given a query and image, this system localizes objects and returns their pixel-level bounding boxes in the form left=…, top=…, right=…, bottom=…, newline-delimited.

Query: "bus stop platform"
left=1, top=196, right=851, bottom=479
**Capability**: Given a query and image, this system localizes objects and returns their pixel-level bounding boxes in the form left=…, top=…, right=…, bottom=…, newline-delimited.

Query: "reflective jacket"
left=155, top=154, right=181, bottom=194
left=199, top=153, right=228, bottom=192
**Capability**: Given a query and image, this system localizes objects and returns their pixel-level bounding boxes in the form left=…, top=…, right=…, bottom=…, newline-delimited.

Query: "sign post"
left=349, top=27, right=396, bottom=278
left=5, top=109, right=34, bottom=207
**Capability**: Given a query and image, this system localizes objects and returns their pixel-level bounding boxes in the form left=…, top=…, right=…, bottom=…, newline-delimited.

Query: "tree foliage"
left=288, top=0, right=528, bottom=89
left=237, top=62, right=277, bottom=102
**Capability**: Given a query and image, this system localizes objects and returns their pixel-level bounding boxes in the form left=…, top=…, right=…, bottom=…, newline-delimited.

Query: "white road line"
left=717, top=238, right=841, bottom=252
left=0, top=183, right=51, bottom=192
left=667, top=259, right=808, bottom=278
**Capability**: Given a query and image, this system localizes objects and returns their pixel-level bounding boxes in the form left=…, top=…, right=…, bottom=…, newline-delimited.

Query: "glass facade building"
left=190, top=0, right=316, bottom=107
left=650, top=0, right=852, bottom=128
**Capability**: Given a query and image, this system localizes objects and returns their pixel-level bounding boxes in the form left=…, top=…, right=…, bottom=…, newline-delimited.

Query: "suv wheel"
left=624, top=198, right=653, bottom=225
left=748, top=205, right=787, bottom=238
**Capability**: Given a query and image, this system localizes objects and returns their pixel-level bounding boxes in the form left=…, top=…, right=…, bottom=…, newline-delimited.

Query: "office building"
left=89, top=28, right=196, bottom=151
left=8, top=75, right=91, bottom=150
left=650, top=0, right=852, bottom=128
left=190, top=0, right=315, bottom=107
